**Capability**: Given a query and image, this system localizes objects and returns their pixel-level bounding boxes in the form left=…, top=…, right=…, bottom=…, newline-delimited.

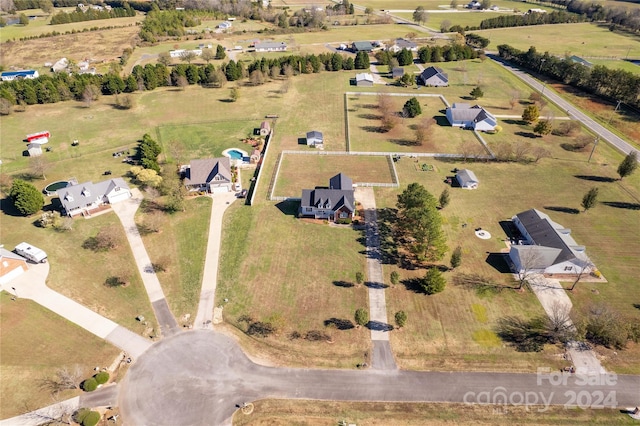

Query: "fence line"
left=472, top=130, right=496, bottom=160
left=387, top=154, right=400, bottom=186
left=249, top=126, right=275, bottom=206
left=280, top=150, right=491, bottom=159
left=267, top=152, right=283, bottom=201
left=344, top=93, right=351, bottom=152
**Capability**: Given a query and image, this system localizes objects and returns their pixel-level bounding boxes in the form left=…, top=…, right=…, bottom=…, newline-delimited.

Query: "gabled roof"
left=254, top=42, right=287, bottom=50
left=393, top=38, right=417, bottom=49
left=184, top=158, right=232, bottom=186
left=568, top=55, right=593, bottom=67
left=419, top=66, right=448, bottom=84
left=260, top=121, right=270, bottom=130
left=56, top=178, right=130, bottom=211
left=392, top=67, right=404, bottom=77
left=306, top=130, right=323, bottom=141
left=355, top=73, right=374, bottom=83
left=0, top=247, right=27, bottom=262
left=301, top=189, right=354, bottom=212
left=448, top=103, right=495, bottom=123
left=94, top=177, right=129, bottom=196
left=352, top=41, right=374, bottom=51
left=456, top=169, right=478, bottom=184
left=514, top=209, right=579, bottom=264
left=329, top=173, right=352, bottom=190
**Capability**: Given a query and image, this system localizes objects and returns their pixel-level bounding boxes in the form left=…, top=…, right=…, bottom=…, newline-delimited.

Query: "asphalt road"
left=119, top=330, right=640, bottom=426
left=490, top=55, right=640, bottom=162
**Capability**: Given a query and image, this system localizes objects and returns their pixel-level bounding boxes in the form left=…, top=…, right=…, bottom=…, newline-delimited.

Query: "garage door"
left=211, top=186, right=229, bottom=194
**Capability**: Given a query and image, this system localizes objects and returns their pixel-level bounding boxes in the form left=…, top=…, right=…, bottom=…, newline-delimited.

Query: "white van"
left=15, top=242, right=48, bottom=263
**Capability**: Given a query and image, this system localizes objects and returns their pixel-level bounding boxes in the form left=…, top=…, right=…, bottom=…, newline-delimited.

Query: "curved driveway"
left=119, top=330, right=640, bottom=426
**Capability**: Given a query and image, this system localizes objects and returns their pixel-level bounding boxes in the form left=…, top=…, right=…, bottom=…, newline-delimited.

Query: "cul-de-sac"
left=1, top=0, right=639, bottom=424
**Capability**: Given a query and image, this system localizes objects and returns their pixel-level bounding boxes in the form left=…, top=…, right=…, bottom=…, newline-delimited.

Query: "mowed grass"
left=478, top=23, right=640, bottom=59
left=347, top=94, right=478, bottom=153
left=232, top=400, right=637, bottom=425
left=216, top=201, right=370, bottom=368
left=274, top=154, right=394, bottom=197
left=139, top=196, right=212, bottom=321
left=394, top=10, right=507, bottom=29
left=374, top=145, right=640, bottom=372
left=156, top=121, right=258, bottom=161
left=0, top=199, right=157, bottom=332
left=0, top=292, right=121, bottom=419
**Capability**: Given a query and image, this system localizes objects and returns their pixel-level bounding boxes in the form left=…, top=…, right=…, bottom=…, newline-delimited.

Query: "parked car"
left=238, top=189, right=248, bottom=198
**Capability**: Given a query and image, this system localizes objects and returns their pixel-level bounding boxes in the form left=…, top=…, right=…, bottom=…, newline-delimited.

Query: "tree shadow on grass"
left=366, top=320, right=393, bottom=332
left=544, top=206, right=580, bottom=215
left=361, top=103, right=378, bottom=109
left=333, top=280, right=354, bottom=288
left=0, top=197, right=25, bottom=217
left=602, top=201, right=640, bottom=210
left=360, top=125, right=386, bottom=133
left=574, top=175, right=617, bottom=183
left=633, top=303, right=640, bottom=310
left=515, top=131, right=537, bottom=139
left=275, top=200, right=299, bottom=216
left=357, top=113, right=382, bottom=120
left=434, top=116, right=449, bottom=126
left=324, top=318, right=355, bottom=330
left=365, top=281, right=388, bottom=289
left=400, top=277, right=424, bottom=294
left=377, top=207, right=399, bottom=265
left=389, top=138, right=418, bottom=146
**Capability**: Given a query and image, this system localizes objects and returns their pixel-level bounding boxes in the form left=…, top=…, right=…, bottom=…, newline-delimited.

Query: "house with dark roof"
left=56, top=178, right=132, bottom=217
left=509, top=209, right=593, bottom=275
left=388, top=38, right=418, bottom=53
left=456, top=169, right=479, bottom=189
left=306, top=130, right=324, bottom=147
left=1, top=70, right=39, bottom=81
left=355, top=73, right=374, bottom=87
left=445, top=103, right=497, bottom=131
left=0, top=247, right=28, bottom=285
left=418, top=66, right=448, bottom=87
left=183, top=158, right=233, bottom=193
left=300, top=173, right=355, bottom=222
left=351, top=41, right=374, bottom=52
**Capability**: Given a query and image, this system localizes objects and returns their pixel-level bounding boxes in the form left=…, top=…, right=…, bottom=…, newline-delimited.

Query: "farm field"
left=0, top=293, right=122, bottom=419
left=394, top=10, right=507, bottom=29
left=232, top=399, right=636, bottom=425
left=478, top=23, right=640, bottom=59
left=274, top=154, right=394, bottom=197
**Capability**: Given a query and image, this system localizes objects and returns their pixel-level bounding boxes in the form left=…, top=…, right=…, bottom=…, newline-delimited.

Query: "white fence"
left=249, top=127, right=274, bottom=206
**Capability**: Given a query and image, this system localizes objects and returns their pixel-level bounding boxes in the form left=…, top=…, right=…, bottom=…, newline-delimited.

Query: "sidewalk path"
left=527, top=274, right=606, bottom=375
left=1, top=263, right=152, bottom=359
left=368, top=63, right=387, bottom=85
left=194, top=192, right=237, bottom=329
left=355, top=187, right=397, bottom=370
left=0, top=396, right=79, bottom=426
left=112, top=189, right=179, bottom=337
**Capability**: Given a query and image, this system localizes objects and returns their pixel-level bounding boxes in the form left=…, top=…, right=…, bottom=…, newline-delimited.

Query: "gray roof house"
left=184, top=158, right=233, bottom=193
left=456, top=169, right=479, bottom=189
left=445, top=103, right=497, bottom=132
left=418, top=66, right=448, bottom=86
left=300, top=173, right=355, bottom=222
left=509, top=209, right=593, bottom=275
left=392, top=67, right=405, bottom=79
left=56, top=178, right=131, bottom=217
left=568, top=55, right=593, bottom=68
left=352, top=41, right=374, bottom=52
left=355, top=73, right=374, bottom=87
left=389, top=38, right=418, bottom=53
left=254, top=42, right=287, bottom=52
left=306, top=130, right=324, bottom=147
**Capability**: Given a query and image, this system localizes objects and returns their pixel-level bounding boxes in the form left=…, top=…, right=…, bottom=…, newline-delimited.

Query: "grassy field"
left=139, top=196, right=212, bottom=321
left=232, top=400, right=638, bottom=425
left=373, top=141, right=640, bottom=372
left=274, top=154, right=394, bottom=197
left=394, top=10, right=508, bottom=29
left=347, top=94, right=478, bottom=153
left=216, top=201, right=371, bottom=368
left=478, top=23, right=640, bottom=59
left=0, top=292, right=121, bottom=419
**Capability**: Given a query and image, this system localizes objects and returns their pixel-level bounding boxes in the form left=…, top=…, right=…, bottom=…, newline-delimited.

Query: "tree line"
left=498, top=44, right=640, bottom=108
left=0, top=52, right=375, bottom=111
left=479, top=10, right=584, bottom=30
left=139, top=8, right=203, bottom=42
left=50, top=3, right=135, bottom=25
left=534, top=0, right=640, bottom=33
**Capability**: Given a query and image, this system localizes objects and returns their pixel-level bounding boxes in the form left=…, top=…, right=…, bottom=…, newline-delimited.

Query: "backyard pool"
left=43, top=180, right=70, bottom=195
left=222, top=148, right=248, bottom=163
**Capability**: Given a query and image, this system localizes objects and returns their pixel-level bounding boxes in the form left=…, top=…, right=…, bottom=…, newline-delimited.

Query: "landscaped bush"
left=94, top=371, right=109, bottom=385
left=81, top=411, right=101, bottom=426
left=304, top=330, right=331, bottom=341
left=246, top=321, right=275, bottom=338
left=81, top=377, right=98, bottom=392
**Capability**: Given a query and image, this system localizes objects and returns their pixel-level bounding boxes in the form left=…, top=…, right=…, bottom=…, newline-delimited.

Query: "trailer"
left=14, top=242, right=48, bottom=263
left=26, top=131, right=51, bottom=142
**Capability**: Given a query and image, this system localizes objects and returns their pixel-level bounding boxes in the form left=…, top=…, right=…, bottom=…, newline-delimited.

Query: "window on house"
left=306, top=207, right=312, bottom=212
left=564, top=266, right=573, bottom=271
left=340, top=212, right=348, bottom=218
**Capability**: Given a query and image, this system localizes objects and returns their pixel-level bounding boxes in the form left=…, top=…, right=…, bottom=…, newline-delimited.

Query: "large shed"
left=456, top=169, right=479, bottom=189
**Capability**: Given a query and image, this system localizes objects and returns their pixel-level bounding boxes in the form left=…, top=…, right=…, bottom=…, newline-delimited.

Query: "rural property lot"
left=274, top=153, right=395, bottom=197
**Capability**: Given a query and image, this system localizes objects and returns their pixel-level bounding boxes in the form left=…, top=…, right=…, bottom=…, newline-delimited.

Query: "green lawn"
left=139, top=196, right=212, bottom=321
left=216, top=201, right=371, bottom=368
left=394, top=10, right=507, bottom=30
left=0, top=292, right=121, bottom=419
left=478, top=23, right=640, bottom=59
left=274, top=154, right=394, bottom=197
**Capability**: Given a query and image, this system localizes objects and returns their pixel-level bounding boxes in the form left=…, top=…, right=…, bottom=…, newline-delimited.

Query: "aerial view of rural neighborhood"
left=1, top=0, right=639, bottom=424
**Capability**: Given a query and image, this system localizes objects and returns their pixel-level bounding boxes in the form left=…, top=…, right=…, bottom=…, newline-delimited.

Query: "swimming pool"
left=43, top=180, right=70, bottom=195
left=222, top=148, right=248, bottom=163
left=227, top=149, right=244, bottom=160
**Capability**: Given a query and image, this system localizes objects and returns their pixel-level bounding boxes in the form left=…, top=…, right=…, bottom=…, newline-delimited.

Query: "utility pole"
left=588, top=136, right=599, bottom=163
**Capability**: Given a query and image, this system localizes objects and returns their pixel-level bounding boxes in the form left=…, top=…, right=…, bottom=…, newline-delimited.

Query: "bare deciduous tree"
left=39, top=365, right=82, bottom=396
left=568, top=258, right=595, bottom=291
left=29, top=156, right=50, bottom=180
left=414, top=117, right=435, bottom=145
left=544, top=301, right=576, bottom=343
left=82, top=84, right=100, bottom=107
left=511, top=246, right=543, bottom=289
left=513, top=140, right=532, bottom=162
left=532, top=146, right=551, bottom=163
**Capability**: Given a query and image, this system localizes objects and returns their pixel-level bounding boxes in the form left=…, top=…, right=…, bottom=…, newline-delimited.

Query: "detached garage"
left=456, top=169, right=479, bottom=189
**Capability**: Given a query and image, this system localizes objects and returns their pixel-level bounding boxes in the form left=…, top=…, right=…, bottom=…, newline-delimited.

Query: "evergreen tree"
left=617, top=152, right=638, bottom=180
left=9, top=179, right=44, bottom=215
left=215, top=44, right=226, bottom=60
left=470, top=86, right=484, bottom=99
left=421, top=268, right=446, bottom=294
left=354, top=51, right=369, bottom=69
left=397, top=48, right=413, bottom=66
left=438, top=188, right=450, bottom=209
left=450, top=246, right=462, bottom=268
left=522, top=105, right=539, bottom=123
left=581, top=187, right=599, bottom=212
left=403, top=97, right=421, bottom=118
